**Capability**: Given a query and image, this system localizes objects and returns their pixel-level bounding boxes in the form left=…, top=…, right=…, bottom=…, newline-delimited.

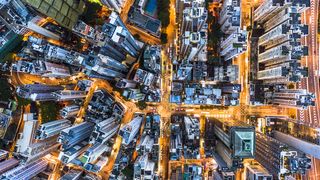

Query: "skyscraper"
left=119, top=114, right=143, bottom=145
left=52, top=90, right=87, bottom=101
left=211, top=118, right=256, bottom=170
left=16, top=84, right=64, bottom=101
left=100, top=0, right=126, bottom=13
left=102, top=12, right=141, bottom=59
left=255, top=132, right=311, bottom=179
left=58, top=122, right=95, bottom=151
left=35, top=119, right=72, bottom=140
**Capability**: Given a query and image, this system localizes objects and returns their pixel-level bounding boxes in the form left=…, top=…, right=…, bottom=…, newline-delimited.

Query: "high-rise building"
left=72, top=20, right=105, bottom=44
left=212, top=118, right=255, bottom=170
left=17, top=136, right=60, bottom=163
left=119, top=114, right=143, bottom=145
left=255, top=132, right=311, bottom=179
left=52, top=90, right=87, bottom=101
left=253, top=0, right=309, bottom=24
left=58, top=141, right=89, bottom=164
left=181, top=2, right=207, bottom=33
left=1, top=159, right=48, bottom=179
left=35, top=119, right=72, bottom=140
left=244, top=163, right=273, bottom=180
left=60, top=169, right=83, bottom=180
left=170, top=124, right=183, bottom=160
left=0, top=158, right=20, bottom=175
left=266, top=89, right=315, bottom=109
left=100, top=0, right=126, bottom=13
left=254, top=2, right=310, bottom=84
left=180, top=31, right=207, bottom=62
left=90, top=117, right=120, bottom=144
left=80, top=142, right=109, bottom=165
left=83, top=54, right=128, bottom=80
left=13, top=60, right=71, bottom=78
left=116, top=78, right=137, bottom=89
left=219, top=0, right=241, bottom=34
left=15, top=113, right=37, bottom=154
left=20, top=36, right=88, bottom=66
left=220, top=28, right=247, bottom=61
left=134, top=154, right=155, bottom=180
left=0, top=0, right=31, bottom=54
left=60, top=105, right=80, bottom=119
left=16, top=84, right=64, bottom=101
left=102, top=12, right=141, bottom=59
left=58, top=122, right=95, bottom=151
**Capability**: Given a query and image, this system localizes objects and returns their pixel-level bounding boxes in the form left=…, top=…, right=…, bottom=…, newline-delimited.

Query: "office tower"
left=134, top=154, right=155, bottom=180
left=13, top=60, right=71, bottom=78
left=170, top=124, right=183, bottom=160
left=60, top=105, right=80, bottom=118
left=119, top=114, right=143, bottom=145
left=100, top=0, right=126, bottom=13
left=22, top=0, right=85, bottom=30
left=220, top=28, right=247, bottom=61
left=181, top=1, right=207, bottom=33
left=83, top=54, right=128, bottom=80
left=244, top=163, right=273, bottom=180
left=1, top=159, right=48, bottom=179
left=58, top=141, right=89, bottom=164
left=16, top=84, right=64, bottom=101
left=52, top=90, right=87, bottom=101
left=102, top=11, right=141, bottom=59
left=212, top=118, right=255, bottom=170
left=255, top=132, right=311, bottom=179
left=266, top=89, right=315, bottom=109
left=80, top=142, right=109, bottom=165
left=58, top=122, right=95, bottom=150
left=116, top=78, right=137, bottom=89
left=15, top=113, right=37, bottom=153
left=0, top=158, right=19, bottom=175
left=35, top=119, right=72, bottom=140
left=255, top=1, right=310, bottom=84
left=90, top=117, right=120, bottom=144
left=219, top=0, right=241, bottom=34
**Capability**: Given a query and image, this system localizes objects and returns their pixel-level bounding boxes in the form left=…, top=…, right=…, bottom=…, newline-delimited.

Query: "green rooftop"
left=23, top=0, right=85, bottom=30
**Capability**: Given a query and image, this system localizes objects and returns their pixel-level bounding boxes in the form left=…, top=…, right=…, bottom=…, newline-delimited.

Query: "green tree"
left=81, top=2, right=103, bottom=26
left=136, top=101, right=147, bottom=110
left=157, top=0, right=170, bottom=28
left=160, top=33, right=168, bottom=44
left=39, top=101, right=61, bottom=123
left=16, top=96, right=31, bottom=108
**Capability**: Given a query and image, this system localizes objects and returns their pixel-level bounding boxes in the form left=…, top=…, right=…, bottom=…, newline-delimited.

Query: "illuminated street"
left=0, top=0, right=319, bottom=179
